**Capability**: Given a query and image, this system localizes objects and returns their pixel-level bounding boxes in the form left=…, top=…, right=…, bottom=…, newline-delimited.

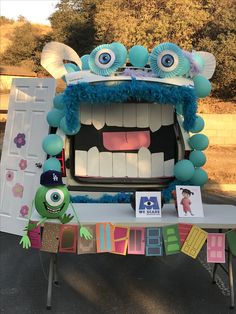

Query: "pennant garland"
left=28, top=221, right=236, bottom=261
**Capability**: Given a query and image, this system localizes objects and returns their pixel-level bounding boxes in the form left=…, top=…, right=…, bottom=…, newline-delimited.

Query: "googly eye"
left=45, top=189, right=64, bottom=207
left=150, top=42, right=188, bottom=78
left=89, top=43, right=127, bottom=76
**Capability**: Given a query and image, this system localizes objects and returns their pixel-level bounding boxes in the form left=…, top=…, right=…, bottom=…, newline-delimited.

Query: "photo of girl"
left=176, top=186, right=204, bottom=218
left=180, top=188, right=194, bottom=216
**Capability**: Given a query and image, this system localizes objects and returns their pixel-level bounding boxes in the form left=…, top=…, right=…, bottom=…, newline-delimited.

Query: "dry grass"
left=198, top=97, right=236, bottom=114
left=204, top=145, right=236, bottom=184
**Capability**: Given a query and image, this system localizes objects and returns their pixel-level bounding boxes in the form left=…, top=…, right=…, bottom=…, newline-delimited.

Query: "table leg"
left=46, top=253, right=55, bottom=310
left=228, top=251, right=235, bottom=309
left=212, top=263, right=218, bottom=284
left=53, top=254, right=59, bottom=286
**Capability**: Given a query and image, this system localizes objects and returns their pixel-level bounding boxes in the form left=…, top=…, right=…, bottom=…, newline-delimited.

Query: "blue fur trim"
left=63, top=79, right=197, bottom=132
left=71, top=192, right=131, bottom=203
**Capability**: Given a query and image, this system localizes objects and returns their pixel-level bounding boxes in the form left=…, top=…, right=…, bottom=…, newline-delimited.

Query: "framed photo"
left=176, top=186, right=204, bottom=218
left=135, top=191, right=162, bottom=218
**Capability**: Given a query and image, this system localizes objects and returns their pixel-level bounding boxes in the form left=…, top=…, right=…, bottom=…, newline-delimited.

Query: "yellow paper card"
left=181, top=225, right=207, bottom=259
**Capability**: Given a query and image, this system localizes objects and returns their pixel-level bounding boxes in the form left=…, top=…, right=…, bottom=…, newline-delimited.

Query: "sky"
left=1, top=0, right=60, bottom=25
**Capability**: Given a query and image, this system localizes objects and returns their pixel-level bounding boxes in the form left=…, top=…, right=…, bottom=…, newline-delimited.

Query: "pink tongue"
left=103, top=131, right=150, bottom=151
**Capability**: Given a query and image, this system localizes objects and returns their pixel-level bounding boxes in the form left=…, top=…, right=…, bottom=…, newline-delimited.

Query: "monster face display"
left=35, top=185, right=70, bottom=219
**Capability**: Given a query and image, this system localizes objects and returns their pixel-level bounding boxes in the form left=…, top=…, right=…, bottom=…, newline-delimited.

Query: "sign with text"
left=135, top=192, right=162, bottom=218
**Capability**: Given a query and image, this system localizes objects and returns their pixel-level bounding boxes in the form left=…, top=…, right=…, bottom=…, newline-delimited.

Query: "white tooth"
left=75, top=150, right=87, bottom=176
left=113, top=153, right=126, bottom=177
left=92, top=105, right=106, bottom=130
left=80, top=103, right=92, bottom=125
left=126, top=153, right=138, bottom=177
left=151, top=153, right=164, bottom=177
left=106, top=103, right=123, bottom=127
left=137, top=103, right=149, bottom=128
left=138, top=147, right=151, bottom=177
left=123, top=103, right=136, bottom=127
left=162, top=104, right=174, bottom=125
left=87, top=147, right=99, bottom=176
left=164, top=159, right=175, bottom=177
left=149, top=103, right=162, bottom=132
left=100, top=152, right=112, bottom=177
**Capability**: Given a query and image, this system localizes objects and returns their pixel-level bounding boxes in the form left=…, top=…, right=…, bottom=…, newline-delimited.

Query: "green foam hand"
left=19, top=234, right=31, bottom=249
left=59, top=213, right=74, bottom=224
left=80, top=226, right=93, bottom=240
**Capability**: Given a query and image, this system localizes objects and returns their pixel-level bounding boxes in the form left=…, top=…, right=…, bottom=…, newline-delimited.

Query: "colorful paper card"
left=28, top=224, right=41, bottom=249
left=145, top=227, right=163, bottom=256
left=226, top=229, right=236, bottom=256
left=162, top=225, right=180, bottom=255
left=181, top=225, right=207, bottom=259
left=77, top=225, right=97, bottom=254
left=176, top=185, right=204, bottom=218
left=207, top=233, right=225, bottom=263
left=59, top=225, right=78, bottom=253
left=135, top=192, right=162, bottom=218
left=96, top=223, right=115, bottom=253
left=128, top=227, right=145, bottom=255
left=178, top=223, right=193, bottom=245
left=41, top=223, right=60, bottom=253
left=112, top=226, right=130, bottom=255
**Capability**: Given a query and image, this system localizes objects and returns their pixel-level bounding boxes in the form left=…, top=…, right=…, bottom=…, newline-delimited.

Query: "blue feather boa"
left=63, top=79, right=197, bottom=132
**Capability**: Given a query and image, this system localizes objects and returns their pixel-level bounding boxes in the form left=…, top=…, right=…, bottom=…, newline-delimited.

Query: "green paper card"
left=227, top=229, right=236, bottom=256
left=162, top=224, right=180, bottom=255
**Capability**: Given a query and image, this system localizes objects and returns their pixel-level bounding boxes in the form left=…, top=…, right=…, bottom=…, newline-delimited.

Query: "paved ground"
left=0, top=193, right=235, bottom=314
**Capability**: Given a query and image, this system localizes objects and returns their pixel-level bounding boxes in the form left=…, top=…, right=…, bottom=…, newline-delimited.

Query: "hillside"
left=0, top=20, right=51, bottom=54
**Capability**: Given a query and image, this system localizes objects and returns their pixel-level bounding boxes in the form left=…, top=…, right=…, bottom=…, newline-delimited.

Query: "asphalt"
left=0, top=193, right=235, bottom=314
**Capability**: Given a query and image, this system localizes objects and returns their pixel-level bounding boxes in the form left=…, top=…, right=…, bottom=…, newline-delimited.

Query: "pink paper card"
left=207, top=233, right=225, bottom=263
left=128, top=227, right=145, bottom=255
left=112, top=226, right=130, bottom=255
left=28, top=225, right=41, bottom=249
left=178, top=224, right=193, bottom=245
left=59, top=225, right=78, bottom=253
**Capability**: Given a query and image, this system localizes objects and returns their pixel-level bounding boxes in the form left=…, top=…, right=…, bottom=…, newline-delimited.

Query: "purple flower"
left=19, top=159, right=27, bottom=170
left=14, top=133, right=26, bottom=148
left=20, top=205, right=29, bottom=217
left=6, top=170, right=14, bottom=181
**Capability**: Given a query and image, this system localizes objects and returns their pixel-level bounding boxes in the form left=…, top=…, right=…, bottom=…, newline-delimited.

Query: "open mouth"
left=44, top=202, right=65, bottom=214
left=72, top=102, right=179, bottom=181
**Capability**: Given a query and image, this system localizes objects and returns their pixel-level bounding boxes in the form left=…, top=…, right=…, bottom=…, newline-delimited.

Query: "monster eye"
left=45, top=189, right=64, bottom=207
left=89, top=43, right=127, bottom=76
left=150, top=42, right=188, bottom=78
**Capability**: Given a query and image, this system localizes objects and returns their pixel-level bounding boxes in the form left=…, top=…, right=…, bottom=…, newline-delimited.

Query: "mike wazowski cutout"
left=20, top=170, right=92, bottom=249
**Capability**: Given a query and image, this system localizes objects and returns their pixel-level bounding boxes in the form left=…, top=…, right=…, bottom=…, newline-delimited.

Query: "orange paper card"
left=96, top=223, right=115, bottom=253
left=181, top=225, right=207, bottom=259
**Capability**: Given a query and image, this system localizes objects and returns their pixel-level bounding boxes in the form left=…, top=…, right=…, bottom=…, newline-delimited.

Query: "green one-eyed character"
left=20, top=170, right=92, bottom=249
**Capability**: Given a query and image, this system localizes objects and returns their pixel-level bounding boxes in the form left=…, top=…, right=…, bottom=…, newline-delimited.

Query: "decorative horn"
left=41, top=41, right=82, bottom=79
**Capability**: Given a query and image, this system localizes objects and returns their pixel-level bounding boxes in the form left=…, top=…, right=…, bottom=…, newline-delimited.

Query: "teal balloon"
left=190, top=168, right=208, bottom=186
left=46, top=109, right=64, bottom=127
left=81, top=55, right=90, bottom=70
left=53, top=94, right=64, bottom=110
left=193, top=75, right=211, bottom=98
left=42, top=134, right=63, bottom=156
left=129, top=45, right=149, bottom=67
left=60, top=117, right=80, bottom=135
left=43, top=157, right=61, bottom=172
left=64, top=62, right=80, bottom=72
left=190, top=115, right=205, bottom=133
left=189, top=151, right=206, bottom=167
left=174, top=159, right=195, bottom=181
left=189, top=134, right=209, bottom=151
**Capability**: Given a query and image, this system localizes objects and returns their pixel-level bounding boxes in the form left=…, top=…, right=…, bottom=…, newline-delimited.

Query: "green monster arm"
left=70, top=202, right=93, bottom=240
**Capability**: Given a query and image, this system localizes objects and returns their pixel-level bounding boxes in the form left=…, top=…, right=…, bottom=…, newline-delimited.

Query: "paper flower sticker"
left=6, top=170, right=14, bottom=181
left=20, top=205, right=29, bottom=217
left=19, top=159, right=27, bottom=170
left=12, top=183, right=24, bottom=198
left=14, top=133, right=26, bottom=148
